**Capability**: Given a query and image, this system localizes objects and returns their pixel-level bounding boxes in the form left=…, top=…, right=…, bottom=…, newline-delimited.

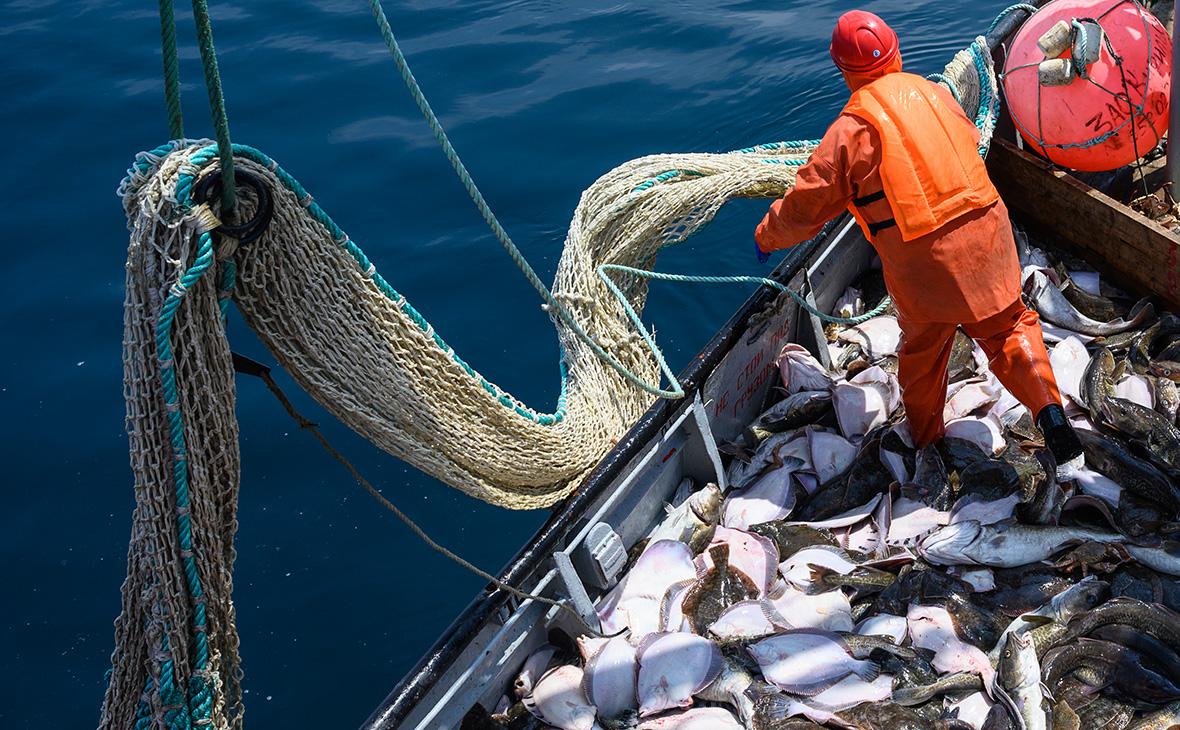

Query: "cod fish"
left=1077, top=429, right=1180, bottom=513
left=1126, top=542, right=1180, bottom=578
left=892, top=672, right=983, bottom=706
left=1043, top=638, right=1180, bottom=709
left=995, top=632, right=1049, bottom=730
left=988, top=576, right=1108, bottom=663
left=1100, top=397, right=1180, bottom=480
left=1081, top=347, right=1119, bottom=423
left=524, top=665, right=597, bottom=730
left=1059, top=270, right=1121, bottom=322
left=1024, top=269, right=1154, bottom=337
left=1065, top=598, right=1180, bottom=649
left=1125, top=700, right=1180, bottom=730
left=1155, top=376, right=1179, bottom=424
left=1090, top=624, right=1180, bottom=686
left=748, top=629, right=880, bottom=696
left=636, top=632, right=723, bottom=716
left=918, top=519, right=1123, bottom=568
left=583, top=636, right=637, bottom=721
left=649, top=483, right=722, bottom=547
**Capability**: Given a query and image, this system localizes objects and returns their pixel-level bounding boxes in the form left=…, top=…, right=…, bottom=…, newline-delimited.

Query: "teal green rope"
left=366, top=0, right=685, bottom=399
left=154, top=225, right=218, bottom=726
left=190, top=0, right=236, bottom=215
left=598, top=264, right=891, bottom=327
left=158, top=0, right=184, bottom=139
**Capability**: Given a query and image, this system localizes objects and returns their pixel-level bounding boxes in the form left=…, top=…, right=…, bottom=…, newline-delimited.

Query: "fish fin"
left=634, top=632, right=666, bottom=664
left=759, top=598, right=793, bottom=630
left=807, top=564, right=839, bottom=590
left=991, top=685, right=1025, bottom=730
left=698, top=642, right=725, bottom=694
left=1040, top=681, right=1055, bottom=704
left=853, top=658, right=880, bottom=683
left=1016, top=613, right=1054, bottom=627
left=743, top=680, right=780, bottom=701
left=719, top=440, right=753, bottom=462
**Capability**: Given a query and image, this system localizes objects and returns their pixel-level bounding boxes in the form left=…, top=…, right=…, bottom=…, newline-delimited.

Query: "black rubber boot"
left=1036, top=404, right=1083, bottom=465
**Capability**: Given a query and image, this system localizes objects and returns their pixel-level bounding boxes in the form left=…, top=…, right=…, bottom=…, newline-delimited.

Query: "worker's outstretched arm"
left=754, top=115, right=862, bottom=252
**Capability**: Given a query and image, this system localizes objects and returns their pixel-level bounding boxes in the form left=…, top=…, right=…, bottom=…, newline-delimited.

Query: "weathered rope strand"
left=158, top=0, right=184, bottom=139
left=190, top=0, right=236, bottom=214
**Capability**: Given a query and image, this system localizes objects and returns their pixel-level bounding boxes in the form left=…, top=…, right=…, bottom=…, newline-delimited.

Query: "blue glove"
left=755, top=240, right=771, bottom=264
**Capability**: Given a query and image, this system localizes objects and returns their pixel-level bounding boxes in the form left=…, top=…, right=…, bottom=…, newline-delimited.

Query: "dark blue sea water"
left=1, top=1, right=997, bottom=726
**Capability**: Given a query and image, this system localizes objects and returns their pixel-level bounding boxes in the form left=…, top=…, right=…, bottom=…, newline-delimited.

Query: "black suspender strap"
left=851, top=189, right=895, bottom=237
left=851, top=189, right=887, bottom=206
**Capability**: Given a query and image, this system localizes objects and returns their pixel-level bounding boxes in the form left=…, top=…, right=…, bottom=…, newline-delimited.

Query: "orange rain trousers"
left=898, top=299, right=1062, bottom=447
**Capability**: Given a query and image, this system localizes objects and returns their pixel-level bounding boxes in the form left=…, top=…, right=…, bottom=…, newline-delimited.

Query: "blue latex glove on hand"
left=755, top=240, right=771, bottom=264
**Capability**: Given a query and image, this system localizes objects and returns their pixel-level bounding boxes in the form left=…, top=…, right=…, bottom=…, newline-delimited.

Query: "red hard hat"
left=830, top=10, right=899, bottom=73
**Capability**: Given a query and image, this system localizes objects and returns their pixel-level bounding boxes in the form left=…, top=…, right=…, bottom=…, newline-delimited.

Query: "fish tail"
left=853, top=658, right=880, bottom=683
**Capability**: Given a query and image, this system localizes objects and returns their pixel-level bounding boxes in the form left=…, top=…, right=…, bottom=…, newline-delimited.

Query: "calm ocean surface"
left=1, top=1, right=995, bottom=726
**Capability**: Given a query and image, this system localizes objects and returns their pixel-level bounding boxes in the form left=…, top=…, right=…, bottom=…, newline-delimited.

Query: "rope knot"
left=192, top=204, right=222, bottom=235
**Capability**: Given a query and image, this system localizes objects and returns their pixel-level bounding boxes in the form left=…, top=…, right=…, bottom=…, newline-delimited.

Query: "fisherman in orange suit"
left=755, top=10, right=1083, bottom=465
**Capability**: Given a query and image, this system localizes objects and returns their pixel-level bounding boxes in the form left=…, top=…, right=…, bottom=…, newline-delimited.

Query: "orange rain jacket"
left=755, top=73, right=1020, bottom=325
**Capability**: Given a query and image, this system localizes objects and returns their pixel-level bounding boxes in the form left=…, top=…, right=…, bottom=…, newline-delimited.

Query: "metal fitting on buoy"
left=1038, top=57, right=1075, bottom=86
left=1037, top=19, right=1073, bottom=57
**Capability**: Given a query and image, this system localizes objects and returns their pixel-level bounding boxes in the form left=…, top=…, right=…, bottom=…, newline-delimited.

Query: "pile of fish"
left=477, top=236, right=1180, bottom=730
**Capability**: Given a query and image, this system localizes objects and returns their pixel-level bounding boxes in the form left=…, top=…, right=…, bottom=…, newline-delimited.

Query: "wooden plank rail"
left=987, top=137, right=1180, bottom=311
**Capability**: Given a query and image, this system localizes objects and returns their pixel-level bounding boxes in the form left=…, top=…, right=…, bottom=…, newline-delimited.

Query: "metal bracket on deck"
left=552, top=551, right=602, bottom=633
left=690, top=393, right=728, bottom=490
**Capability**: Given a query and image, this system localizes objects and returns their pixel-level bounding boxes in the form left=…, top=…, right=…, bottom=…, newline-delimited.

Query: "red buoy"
left=1002, top=0, right=1170, bottom=171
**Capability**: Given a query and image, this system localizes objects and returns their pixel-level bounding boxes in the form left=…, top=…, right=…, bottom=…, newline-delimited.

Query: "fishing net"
left=102, top=38, right=994, bottom=730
